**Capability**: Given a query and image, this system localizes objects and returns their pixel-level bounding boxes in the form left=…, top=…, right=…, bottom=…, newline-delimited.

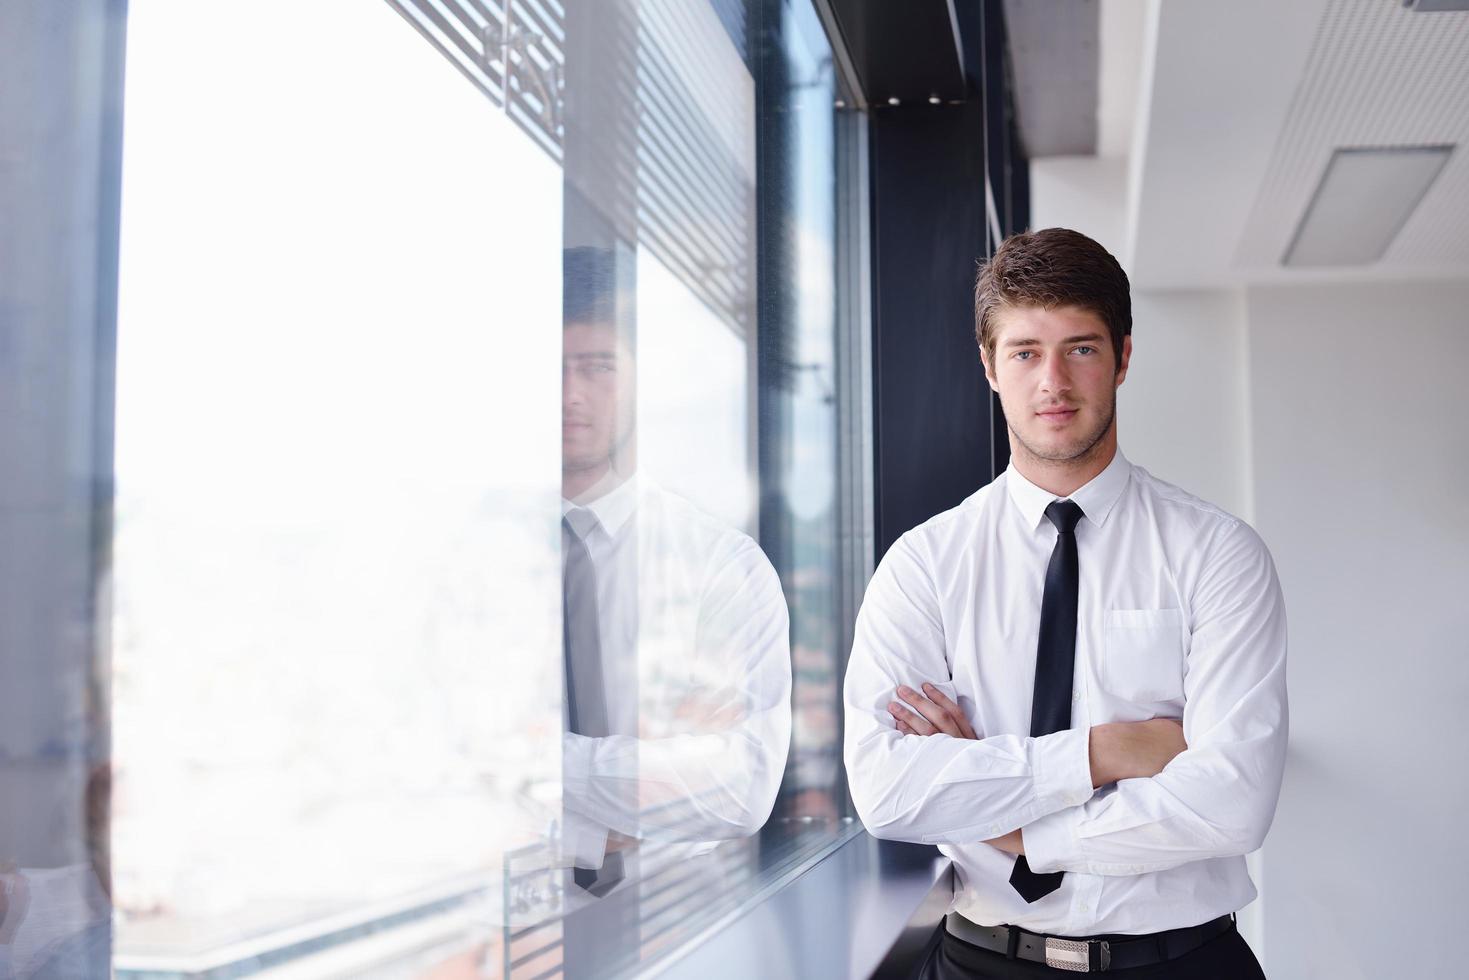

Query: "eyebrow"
left=1001, top=333, right=1107, bottom=348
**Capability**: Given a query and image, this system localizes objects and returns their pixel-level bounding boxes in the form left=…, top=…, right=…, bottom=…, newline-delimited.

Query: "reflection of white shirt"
left=558, top=475, right=792, bottom=864
left=843, top=451, right=1288, bottom=936
left=0, top=864, right=111, bottom=979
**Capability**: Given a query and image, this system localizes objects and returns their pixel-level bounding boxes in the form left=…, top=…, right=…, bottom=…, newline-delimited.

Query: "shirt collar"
left=1004, top=449, right=1133, bottom=532
left=561, top=469, right=639, bottom=538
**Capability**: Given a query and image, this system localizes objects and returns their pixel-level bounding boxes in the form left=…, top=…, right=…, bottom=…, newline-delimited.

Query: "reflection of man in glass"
left=561, top=258, right=637, bottom=503
left=556, top=246, right=792, bottom=906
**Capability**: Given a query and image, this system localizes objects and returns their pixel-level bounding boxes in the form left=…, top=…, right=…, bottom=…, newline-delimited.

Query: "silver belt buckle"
left=1044, top=937, right=1109, bottom=972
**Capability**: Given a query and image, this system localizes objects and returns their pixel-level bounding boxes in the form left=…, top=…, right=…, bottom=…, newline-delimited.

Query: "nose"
left=562, top=364, right=585, bottom=408
left=1038, top=353, right=1072, bottom=397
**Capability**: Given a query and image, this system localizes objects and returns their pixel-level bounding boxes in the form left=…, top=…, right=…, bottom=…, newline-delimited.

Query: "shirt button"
left=1078, top=902, right=1090, bottom=913
left=1072, top=691, right=1081, bottom=703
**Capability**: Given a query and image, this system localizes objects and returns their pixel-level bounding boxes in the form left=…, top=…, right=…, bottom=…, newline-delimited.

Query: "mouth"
left=1035, top=407, right=1078, bottom=425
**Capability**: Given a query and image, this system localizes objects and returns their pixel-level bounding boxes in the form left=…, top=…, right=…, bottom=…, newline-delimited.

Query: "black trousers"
left=918, top=918, right=1267, bottom=980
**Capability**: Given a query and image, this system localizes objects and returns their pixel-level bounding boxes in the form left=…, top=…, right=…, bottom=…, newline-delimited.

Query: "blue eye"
left=1073, top=346, right=1095, bottom=355
left=1013, top=351, right=1034, bottom=360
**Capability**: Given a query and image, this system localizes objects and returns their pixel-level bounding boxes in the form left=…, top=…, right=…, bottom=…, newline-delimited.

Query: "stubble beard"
left=561, top=420, right=637, bottom=479
left=1010, top=391, right=1116, bottom=468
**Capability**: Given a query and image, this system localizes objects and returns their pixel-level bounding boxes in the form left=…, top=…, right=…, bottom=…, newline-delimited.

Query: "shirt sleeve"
left=1023, top=519, right=1289, bottom=875
left=561, top=539, right=792, bottom=844
left=843, top=534, right=1095, bottom=844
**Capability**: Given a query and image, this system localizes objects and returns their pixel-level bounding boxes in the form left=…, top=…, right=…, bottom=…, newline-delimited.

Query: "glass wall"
left=0, top=0, right=866, bottom=977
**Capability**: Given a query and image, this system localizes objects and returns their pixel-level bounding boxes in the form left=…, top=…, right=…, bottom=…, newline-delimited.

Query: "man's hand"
left=888, top=683, right=976, bottom=739
left=1088, top=718, right=1186, bottom=788
left=888, top=683, right=1189, bottom=853
left=888, top=685, right=1024, bottom=851
left=889, top=682, right=1187, bottom=789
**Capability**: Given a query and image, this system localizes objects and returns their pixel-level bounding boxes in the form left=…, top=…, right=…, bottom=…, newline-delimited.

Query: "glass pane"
left=757, top=0, right=849, bottom=830
left=1, top=0, right=865, bottom=976
left=112, top=0, right=564, bottom=970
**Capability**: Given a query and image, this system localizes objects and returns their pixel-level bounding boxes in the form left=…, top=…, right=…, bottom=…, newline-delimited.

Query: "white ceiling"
left=1124, top=0, right=1469, bottom=288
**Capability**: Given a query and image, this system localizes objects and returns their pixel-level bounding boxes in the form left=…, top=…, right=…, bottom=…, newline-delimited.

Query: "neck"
left=562, top=462, right=611, bottom=501
left=562, top=458, right=638, bottom=502
left=1009, top=429, right=1118, bottom=498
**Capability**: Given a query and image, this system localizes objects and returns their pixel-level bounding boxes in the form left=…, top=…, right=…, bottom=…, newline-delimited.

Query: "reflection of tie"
left=563, top=508, right=608, bottom=737
left=1010, top=500, right=1084, bottom=904
left=562, top=507, right=625, bottom=896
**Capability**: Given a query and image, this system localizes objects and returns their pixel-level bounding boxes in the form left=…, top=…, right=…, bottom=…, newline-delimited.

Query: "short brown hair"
left=974, top=228, right=1131, bottom=370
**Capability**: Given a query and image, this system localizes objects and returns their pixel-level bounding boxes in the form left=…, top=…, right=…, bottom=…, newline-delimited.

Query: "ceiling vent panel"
left=1234, top=0, right=1469, bottom=272
left=1283, top=145, right=1453, bottom=266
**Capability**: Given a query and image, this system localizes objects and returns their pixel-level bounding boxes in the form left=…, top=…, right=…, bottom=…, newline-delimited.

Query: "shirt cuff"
left=1021, top=801, right=1084, bottom=874
left=560, top=733, right=610, bottom=868
left=561, top=808, right=610, bottom=870
left=1023, top=728, right=1091, bottom=873
left=1030, top=727, right=1093, bottom=811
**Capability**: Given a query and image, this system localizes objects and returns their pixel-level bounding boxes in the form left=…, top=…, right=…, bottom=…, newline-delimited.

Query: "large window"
left=0, top=1, right=866, bottom=977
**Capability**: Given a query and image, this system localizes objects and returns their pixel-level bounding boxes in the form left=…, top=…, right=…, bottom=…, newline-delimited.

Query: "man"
left=843, top=229, right=1286, bottom=978
left=555, top=245, right=791, bottom=905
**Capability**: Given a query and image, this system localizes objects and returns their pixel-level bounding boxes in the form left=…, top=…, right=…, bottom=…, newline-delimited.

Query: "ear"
left=979, top=347, right=1000, bottom=393
left=1114, top=334, right=1133, bottom=387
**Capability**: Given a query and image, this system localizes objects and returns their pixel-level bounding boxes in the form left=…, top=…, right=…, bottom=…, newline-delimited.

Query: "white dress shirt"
left=843, top=450, right=1288, bottom=936
left=558, top=474, right=792, bottom=876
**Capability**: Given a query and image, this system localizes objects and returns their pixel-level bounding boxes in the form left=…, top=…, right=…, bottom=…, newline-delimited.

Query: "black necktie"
left=1010, top=499, right=1084, bottom=903
left=562, top=508, right=625, bottom=896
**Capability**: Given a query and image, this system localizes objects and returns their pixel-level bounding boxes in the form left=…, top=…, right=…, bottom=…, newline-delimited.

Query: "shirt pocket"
left=1100, top=608, right=1186, bottom=703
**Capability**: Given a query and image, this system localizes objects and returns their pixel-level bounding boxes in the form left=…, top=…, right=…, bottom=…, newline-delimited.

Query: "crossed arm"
left=843, top=522, right=1288, bottom=875
left=885, top=683, right=1187, bottom=854
left=562, top=538, right=792, bottom=855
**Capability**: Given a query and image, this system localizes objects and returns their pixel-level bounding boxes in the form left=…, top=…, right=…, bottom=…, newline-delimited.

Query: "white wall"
left=1247, top=281, right=1469, bottom=979
left=1028, top=156, right=1128, bottom=258
left=1105, top=277, right=1469, bottom=977
left=1118, top=288, right=1251, bottom=521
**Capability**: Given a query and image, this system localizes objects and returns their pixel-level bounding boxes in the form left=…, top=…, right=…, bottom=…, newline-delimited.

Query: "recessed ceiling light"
left=1282, top=145, right=1454, bottom=267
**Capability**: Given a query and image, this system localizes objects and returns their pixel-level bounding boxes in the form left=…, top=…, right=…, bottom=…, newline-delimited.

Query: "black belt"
left=943, top=912, right=1235, bottom=973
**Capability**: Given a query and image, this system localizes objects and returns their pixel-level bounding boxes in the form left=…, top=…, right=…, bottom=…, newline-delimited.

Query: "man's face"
left=562, top=320, right=636, bottom=474
left=981, top=304, right=1131, bottom=466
